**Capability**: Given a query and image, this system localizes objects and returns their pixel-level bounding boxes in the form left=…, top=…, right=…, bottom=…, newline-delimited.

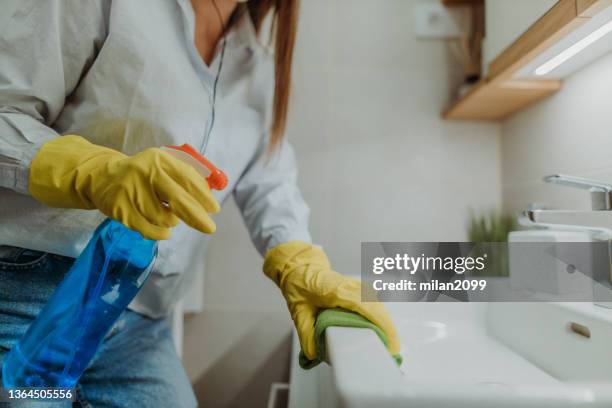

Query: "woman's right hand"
left=29, top=135, right=220, bottom=240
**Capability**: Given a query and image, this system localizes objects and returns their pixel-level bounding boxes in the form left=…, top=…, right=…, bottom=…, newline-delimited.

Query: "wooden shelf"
left=444, top=0, right=612, bottom=121
left=444, top=78, right=561, bottom=121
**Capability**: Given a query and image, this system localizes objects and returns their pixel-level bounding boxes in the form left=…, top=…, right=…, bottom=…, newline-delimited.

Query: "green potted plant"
left=468, top=210, right=516, bottom=277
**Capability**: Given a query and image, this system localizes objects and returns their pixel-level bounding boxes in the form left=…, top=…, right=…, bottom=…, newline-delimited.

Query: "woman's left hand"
left=263, top=241, right=400, bottom=360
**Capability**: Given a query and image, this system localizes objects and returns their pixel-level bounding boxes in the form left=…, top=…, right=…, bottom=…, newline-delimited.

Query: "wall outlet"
left=415, top=1, right=471, bottom=39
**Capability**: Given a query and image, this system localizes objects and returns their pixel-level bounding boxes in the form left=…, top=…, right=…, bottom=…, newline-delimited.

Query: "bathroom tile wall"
left=501, top=52, right=612, bottom=214
left=184, top=1, right=501, bottom=407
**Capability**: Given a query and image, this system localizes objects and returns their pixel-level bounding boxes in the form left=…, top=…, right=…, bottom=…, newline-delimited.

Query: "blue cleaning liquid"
left=2, top=219, right=157, bottom=388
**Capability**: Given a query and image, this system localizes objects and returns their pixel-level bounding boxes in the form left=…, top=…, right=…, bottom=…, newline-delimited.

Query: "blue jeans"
left=0, top=247, right=197, bottom=407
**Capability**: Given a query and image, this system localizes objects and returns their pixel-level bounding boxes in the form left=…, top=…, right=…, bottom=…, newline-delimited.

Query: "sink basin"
left=325, top=303, right=612, bottom=408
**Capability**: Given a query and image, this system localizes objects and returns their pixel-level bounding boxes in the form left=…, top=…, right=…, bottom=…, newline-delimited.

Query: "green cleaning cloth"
left=298, top=308, right=403, bottom=369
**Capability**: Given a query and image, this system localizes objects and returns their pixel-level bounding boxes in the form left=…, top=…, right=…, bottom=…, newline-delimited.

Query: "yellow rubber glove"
left=263, top=241, right=400, bottom=360
left=29, top=135, right=220, bottom=240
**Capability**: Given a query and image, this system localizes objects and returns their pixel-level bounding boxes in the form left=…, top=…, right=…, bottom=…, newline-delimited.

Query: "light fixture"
left=535, top=18, right=612, bottom=76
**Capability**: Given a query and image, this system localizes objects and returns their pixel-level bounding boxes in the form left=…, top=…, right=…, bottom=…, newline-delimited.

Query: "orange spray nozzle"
left=162, top=144, right=228, bottom=191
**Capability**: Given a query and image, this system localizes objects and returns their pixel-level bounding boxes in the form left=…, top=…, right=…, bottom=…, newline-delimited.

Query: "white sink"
left=325, top=302, right=612, bottom=408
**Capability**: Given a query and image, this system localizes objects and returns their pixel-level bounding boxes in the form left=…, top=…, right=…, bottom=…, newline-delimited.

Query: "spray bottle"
left=2, top=144, right=227, bottom=388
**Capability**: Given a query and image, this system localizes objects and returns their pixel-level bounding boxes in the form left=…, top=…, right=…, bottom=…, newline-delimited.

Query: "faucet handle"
left=544, top=174, right=612, bottom=210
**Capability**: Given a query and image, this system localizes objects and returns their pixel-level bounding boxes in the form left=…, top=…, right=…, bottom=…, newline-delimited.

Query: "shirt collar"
left=225, top=11, right=259, bottom=51
left=175, top=0, right=260, bottom=57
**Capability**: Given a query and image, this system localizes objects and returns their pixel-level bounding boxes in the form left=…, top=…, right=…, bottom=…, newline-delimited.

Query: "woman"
left=0, top=0, right=399, bottom=406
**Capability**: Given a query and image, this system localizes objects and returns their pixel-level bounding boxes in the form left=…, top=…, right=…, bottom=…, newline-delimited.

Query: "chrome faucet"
left=526, top=175, right=612, bottom=235
left=525, top=175, right=612, bottom=307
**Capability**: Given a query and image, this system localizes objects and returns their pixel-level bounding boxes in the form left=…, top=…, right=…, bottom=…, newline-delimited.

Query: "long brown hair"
left=241, top=0, right=299, bottom=151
